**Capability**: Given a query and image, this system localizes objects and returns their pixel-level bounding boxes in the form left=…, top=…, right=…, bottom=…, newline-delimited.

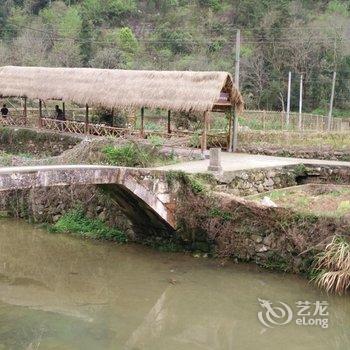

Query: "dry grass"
left=0, top=66, right=243, bottom=113
left=313, top=235, right=350, bottom=295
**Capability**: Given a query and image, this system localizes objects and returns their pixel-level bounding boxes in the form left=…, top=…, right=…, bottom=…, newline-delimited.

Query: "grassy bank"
left=50, top=208, right=128, bottom=243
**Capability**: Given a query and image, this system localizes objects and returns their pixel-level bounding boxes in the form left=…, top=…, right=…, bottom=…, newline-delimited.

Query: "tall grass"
left=103, top=141, right=176, bottom=167
left=312, top=235, right=350, bottom=295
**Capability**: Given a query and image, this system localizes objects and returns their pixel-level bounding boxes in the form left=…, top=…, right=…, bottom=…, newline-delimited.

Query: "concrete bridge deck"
left=155, top=152, right=350, bottom=173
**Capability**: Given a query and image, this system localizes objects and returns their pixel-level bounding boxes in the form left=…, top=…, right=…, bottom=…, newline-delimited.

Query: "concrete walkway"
left=155, top=152, right=350, bottom=173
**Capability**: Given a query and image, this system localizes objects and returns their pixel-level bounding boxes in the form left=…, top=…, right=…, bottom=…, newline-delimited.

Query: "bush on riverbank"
left=51, top=208, right=127, bottom=243
left=312, top=235, right=350, bottom=295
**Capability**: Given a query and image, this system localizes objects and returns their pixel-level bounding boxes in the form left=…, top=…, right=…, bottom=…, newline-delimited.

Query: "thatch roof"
left=0, top=66, right=243, bottom=113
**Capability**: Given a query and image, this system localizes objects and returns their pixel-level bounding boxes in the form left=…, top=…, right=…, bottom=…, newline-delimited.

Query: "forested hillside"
left=0, top=0, right=349, bottom=114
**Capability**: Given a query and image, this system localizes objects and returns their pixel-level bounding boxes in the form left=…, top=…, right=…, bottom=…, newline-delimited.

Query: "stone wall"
left=0, top=185, right=134, bottom=236
left=0, top=127, right=81, bottom=156
left=175, top=191, right=350, bottom=273
left=214, top=166, right=298, bottom=196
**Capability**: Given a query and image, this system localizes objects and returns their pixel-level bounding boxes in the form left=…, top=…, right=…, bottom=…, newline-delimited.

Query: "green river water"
left=0, top=219, right=348, bottom=350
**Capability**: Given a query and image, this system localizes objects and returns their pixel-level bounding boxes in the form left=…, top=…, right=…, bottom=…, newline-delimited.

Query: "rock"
left=251, top=234, right=263, bottom=243
left=263, top=233, right=275, bottom=246
left=267, top=170, right=276, bottom=178
left=240, top=172, right=249, bottom=180
left=261, top=196, right=277, bottom=207
left=98, top=211, right=107, bottom=221
left=264, top=178, right=274, bottom=187
left=53, top=214, right=61, bottom=222
left=257, top=184, right=264, bottom=193
left=255, top=244, right=269, bottom=253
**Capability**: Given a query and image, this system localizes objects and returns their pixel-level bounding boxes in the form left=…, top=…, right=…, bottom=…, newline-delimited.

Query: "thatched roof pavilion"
left=0, top=66, right=244, bottom=152
left=0, top=66, right=243, bottom=112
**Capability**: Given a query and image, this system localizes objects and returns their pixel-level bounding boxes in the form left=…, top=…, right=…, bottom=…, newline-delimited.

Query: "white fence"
left=240, top=110, right=349, bottom=132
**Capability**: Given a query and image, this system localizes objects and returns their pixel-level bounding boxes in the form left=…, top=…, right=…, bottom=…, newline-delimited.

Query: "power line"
left=1, top=23, right=350, bottom=46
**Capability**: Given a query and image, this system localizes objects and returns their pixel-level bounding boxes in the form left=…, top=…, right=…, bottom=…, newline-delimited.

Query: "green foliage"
left=187, top=176, right=205, bottom=194
left=165, top=170, right=186, bottom=187
left=198, top=0, right=222, bottom=11
left=116, top=26, right=138, bottom=53
left=155, top=25, right=194, bottom=54
left=58, top=6, right=82, bottom=38
left=102, top=141, right=174, bottom=167
left=209, top=207, right=232, bottom=221
left=261, top=254, right=289, bottom=272
left=81, top=0, right=103, bottom=23
left=1, top=0, right=350, bottom=114
left=294, top=164, right=307, bottom=177
left=106, top=0, right=137, bottom=18
left=103, top=142, right=148, bottom=167
left=326, top=0, right=349, bottom=15
left=148, top=135, right=164, bottom=147
left=51, top=208, right=127, bottom=243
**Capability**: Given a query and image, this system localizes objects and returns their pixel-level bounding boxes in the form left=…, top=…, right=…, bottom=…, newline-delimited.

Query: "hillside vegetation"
left=0, top=0, right=349, bottom=114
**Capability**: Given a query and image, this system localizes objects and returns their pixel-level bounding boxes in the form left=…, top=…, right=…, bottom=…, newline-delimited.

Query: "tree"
left=89, top=47, right=126, bottom=69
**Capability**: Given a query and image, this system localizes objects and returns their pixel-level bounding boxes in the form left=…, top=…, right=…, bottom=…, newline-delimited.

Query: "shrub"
left=148, top=135, right=165, bottom=147
left=106, top=0, right=137, bottom=17
left=51, top=208, right=127, bottom=243
left=103, top=142, right=151, bottom=167
left=102, top=141, right=174, bottom=167
left=117, top=27, right=138, bottom=53
left=312, top=235, right=350, bottom=295
left=155, top=25, right=195, bottom=54
left=198, top=0, right=222, bottom=11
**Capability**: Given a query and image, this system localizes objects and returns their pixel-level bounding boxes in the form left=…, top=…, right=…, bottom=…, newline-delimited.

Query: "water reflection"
left=0, top=219, right=348, bottom=349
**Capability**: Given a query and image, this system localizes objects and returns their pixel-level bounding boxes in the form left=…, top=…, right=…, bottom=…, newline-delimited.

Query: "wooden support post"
left=85, top=104, right=89, bottom=134
left=111, top=108, right=114, bottom=127
left=201, top=111, right=209, bottom=154
left=140, top=107, right=145, bottom=137
left=38, top=99, right=43, bottom=128
left=167, top=110, right=171, bottom=134
left=23, top=97, right=27, bottom=125
left=62, top=102, right=66, bottom=119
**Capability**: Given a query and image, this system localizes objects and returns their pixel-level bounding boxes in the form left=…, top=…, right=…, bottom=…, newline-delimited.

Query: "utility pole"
left=328, top=71, right=336, bottom=131
left=286, top=71, right=291, bottom=127
left=298, top=74, right=303, bottom=130
left=232, top=29, right=240, bottom=152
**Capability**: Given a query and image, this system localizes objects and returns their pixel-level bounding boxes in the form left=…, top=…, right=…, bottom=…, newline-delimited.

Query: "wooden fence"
left=0, top=108, right=348, bottom=147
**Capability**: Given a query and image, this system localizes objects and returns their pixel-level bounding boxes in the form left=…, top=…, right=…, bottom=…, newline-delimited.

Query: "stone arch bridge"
left=0, top=165, right=177, bottom=233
